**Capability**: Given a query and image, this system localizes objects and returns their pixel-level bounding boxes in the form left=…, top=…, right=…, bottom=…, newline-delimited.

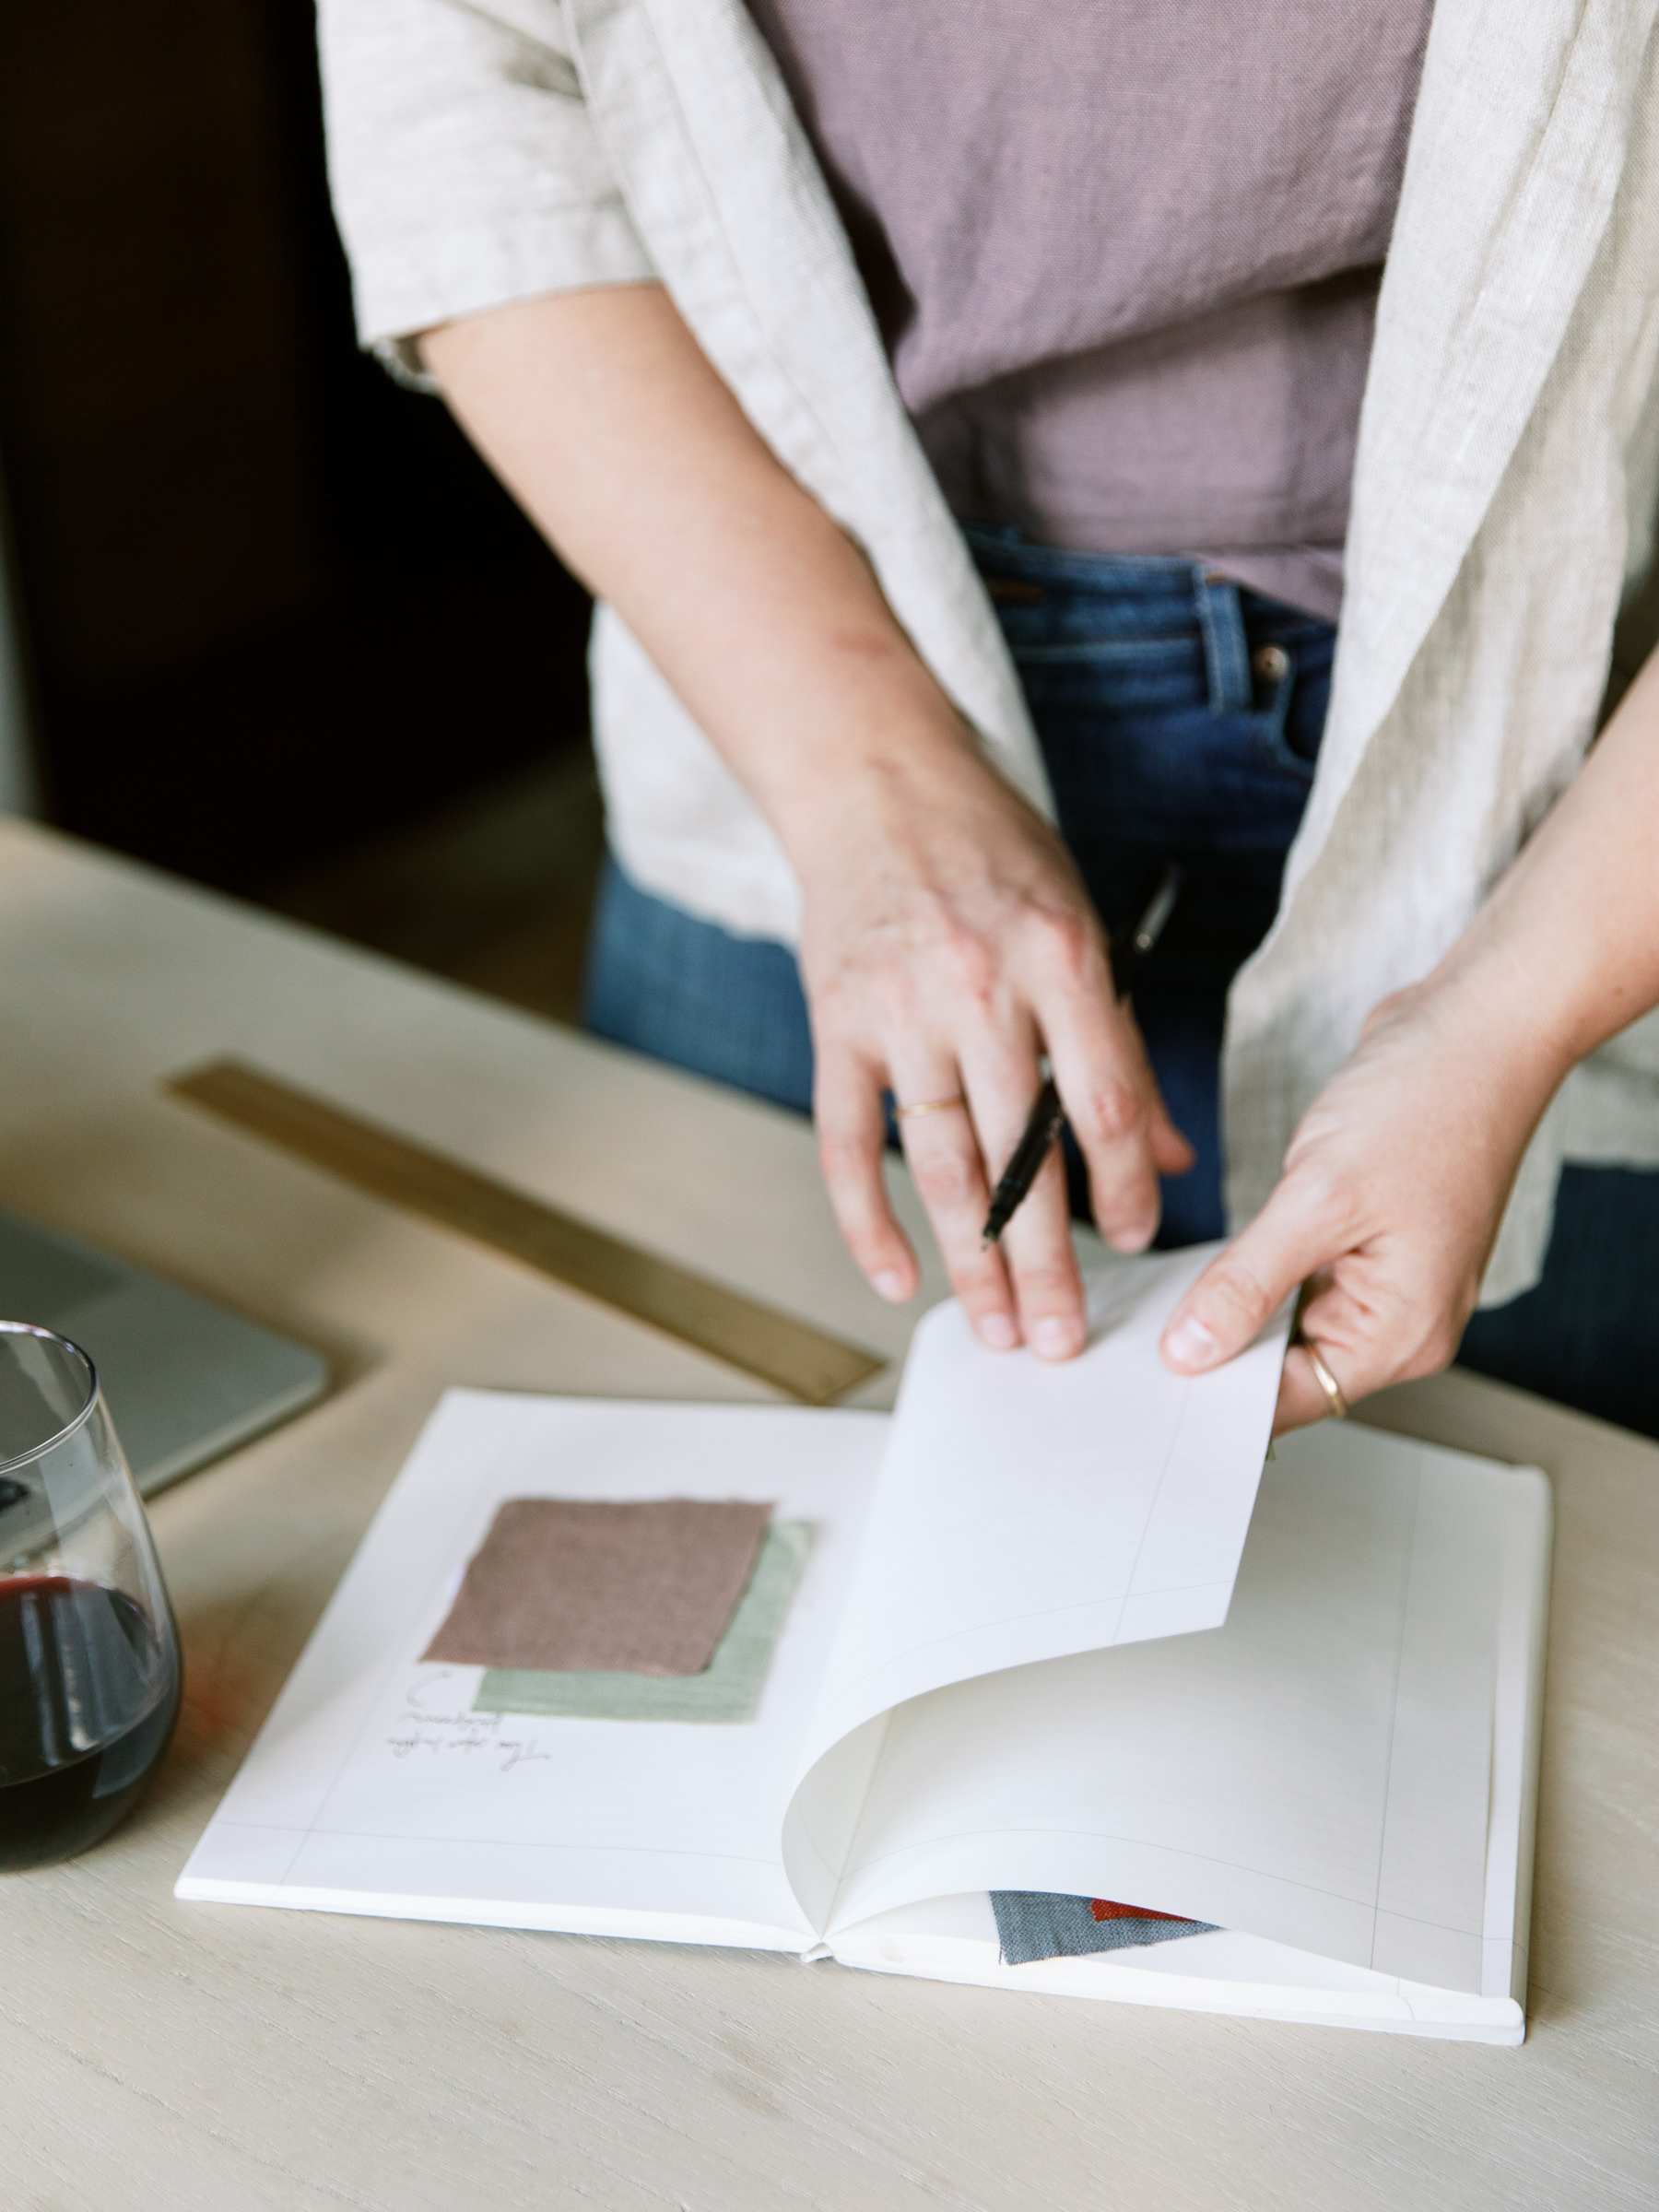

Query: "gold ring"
left=894, top=1095, right=967, bottom=1120
left=1300, top=1335, right=1349, bottom=1420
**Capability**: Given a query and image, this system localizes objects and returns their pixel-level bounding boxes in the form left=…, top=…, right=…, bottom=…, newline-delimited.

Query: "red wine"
left=0, top=1575, right=179, bottom=1871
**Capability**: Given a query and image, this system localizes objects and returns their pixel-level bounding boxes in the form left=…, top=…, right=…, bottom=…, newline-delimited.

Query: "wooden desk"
left=1, top=819, right=1654, bottom=2212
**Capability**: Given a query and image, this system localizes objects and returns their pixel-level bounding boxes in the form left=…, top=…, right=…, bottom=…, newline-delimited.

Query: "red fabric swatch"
left=1089, top=1899, right=1189, bottom=1924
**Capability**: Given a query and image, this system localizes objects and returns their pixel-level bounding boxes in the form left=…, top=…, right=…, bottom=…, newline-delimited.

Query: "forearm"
left=419, top=286, right=982, bottom=872
left=1416, top=646, right=1659, bottom=1105
left=420, top=284, right=1184, bottom=1337
left=1162, top=636, right=1659, bottom=1423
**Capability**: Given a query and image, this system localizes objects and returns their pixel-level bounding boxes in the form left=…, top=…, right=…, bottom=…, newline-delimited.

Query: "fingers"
left=887, top=1037, right=1077, bottom=1355
left=1160, top=1178, right=1329, bottom=1375
left=817, top=1032, right=1048, bottom=1352
left=818, top=982, right=1182, bottom=1358
left=848, top=1007, right=1089, bottom=1358
left=1115, top=992, right=1194, bottom=1178
left=1127, top=1009, right=1195, bottom=1183
left=959, top=1032, right=1087, bottom=1359
left=1271, top=1341, right=1350, bottom=1435
left=1163, top=1171, right=1460, bottom=1431
left=810, top=889, right=1194, bottom=1359
left=893, top=1086, right=1019, bottom=1348
left=1272, top=1258, right=1465, bottom=1431
left=814, top=1043, right=920, bottom=1303
left=1043, top=985, right=1189, bottom=1254
left=1150, top=1118, right=1197, bottom=1178
left=994, top=1147, right=1088, bottom=1357
left=1165, top=1193, right=1347, bottom=1433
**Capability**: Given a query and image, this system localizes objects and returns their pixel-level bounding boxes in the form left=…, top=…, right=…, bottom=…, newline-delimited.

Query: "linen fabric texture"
left=423, top=1497, right=772, bottom=1676
left=472, top=1520, right=812, bottom=1723
left=319, top=0, right=1659, bottom=1303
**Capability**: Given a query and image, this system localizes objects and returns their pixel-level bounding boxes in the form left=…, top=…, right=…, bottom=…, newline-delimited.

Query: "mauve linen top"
left=744, top=1, right=1434, bottom=618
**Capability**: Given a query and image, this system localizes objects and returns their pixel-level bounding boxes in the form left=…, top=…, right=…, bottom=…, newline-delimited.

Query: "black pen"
left=982, top=863, right=1183, bottom=1246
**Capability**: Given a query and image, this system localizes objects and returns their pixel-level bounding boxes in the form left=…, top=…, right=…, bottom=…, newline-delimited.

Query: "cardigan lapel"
left=1289, top=0, right=1658, bottom=880
left=571, top=0, right=1653, bottom=974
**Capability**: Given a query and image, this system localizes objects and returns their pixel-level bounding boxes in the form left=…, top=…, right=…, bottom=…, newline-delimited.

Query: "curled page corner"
left=779, top=1248, right=1289, bottom=1937
left=797, top=1246, right=1289, bottom=1776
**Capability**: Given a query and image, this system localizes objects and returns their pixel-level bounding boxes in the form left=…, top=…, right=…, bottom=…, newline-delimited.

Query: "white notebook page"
left=816, top=1427, right=1545, bottom=1997
left=800, top=1248, right=1288, bottom=1770
left=827, top=1895, right=1528, bottom=2041
left=177, top=1393, right=887, bottom=1947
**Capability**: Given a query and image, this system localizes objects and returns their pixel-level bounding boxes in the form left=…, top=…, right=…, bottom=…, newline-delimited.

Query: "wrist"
left=1399, top=935, right=1581, bottom=1135
left=769, top=712, right=1016, bottom=888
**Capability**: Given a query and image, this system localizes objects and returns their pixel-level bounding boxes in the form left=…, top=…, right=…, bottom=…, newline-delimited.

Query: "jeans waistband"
left=960, top=525, right=1332, bottom=718
left=961, top=524, right=1214, bottom=597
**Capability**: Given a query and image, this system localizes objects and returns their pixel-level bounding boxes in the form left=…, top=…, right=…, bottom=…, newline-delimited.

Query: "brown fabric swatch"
left=423, top=1498, right=772, bottom=1676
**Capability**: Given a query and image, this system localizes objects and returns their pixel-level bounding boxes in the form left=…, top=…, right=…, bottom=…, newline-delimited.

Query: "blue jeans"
left=584, top=535, right=1659, bottom=1438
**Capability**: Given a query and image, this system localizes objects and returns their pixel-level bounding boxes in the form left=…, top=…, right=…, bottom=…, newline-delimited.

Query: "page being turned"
left=796, top=1247, right=1288, bottom=1774
left=817, top=1430, right=1536, bottom=1998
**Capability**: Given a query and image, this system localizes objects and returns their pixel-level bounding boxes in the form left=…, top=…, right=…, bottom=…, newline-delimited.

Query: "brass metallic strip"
left=165, top=1059, right=886, bottom=1406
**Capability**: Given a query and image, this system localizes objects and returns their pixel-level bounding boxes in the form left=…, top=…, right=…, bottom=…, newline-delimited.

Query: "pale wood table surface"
left=0, top=819, right=1654, bottom=2212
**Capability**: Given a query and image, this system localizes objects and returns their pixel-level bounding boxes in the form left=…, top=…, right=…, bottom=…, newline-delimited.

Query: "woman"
left=321, top=0, right=1659, bottom=1432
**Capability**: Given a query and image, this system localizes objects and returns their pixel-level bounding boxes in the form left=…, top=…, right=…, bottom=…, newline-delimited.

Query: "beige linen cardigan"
left=322, top=0, right=1659, bottom=1300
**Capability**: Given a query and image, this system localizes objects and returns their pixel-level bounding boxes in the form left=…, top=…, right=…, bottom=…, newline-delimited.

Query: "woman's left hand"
left=1158, top=970, right=1563, bottom=1431
left=1156, top=630, right=1659, bottom=1429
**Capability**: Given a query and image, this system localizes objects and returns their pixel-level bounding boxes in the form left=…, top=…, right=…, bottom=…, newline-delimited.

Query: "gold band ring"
left=894, top=1095, right=967, bottom=1120
left=1299, top=1335, right=1349, bottom=1420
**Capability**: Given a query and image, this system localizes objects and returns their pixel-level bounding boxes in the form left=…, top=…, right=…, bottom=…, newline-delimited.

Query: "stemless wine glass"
left=0, top=1321, right=181, bottom=1870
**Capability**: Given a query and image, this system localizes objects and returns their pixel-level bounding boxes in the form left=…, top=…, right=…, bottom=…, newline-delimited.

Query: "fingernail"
left=1165, top=1314, right=1218, bottom=1370
left=873, top=1270, right=908, bottom=1301
left=976, top=1312, right=1019, bottom=1351
left=1108, top=1220, right=1156, bottom=1255
left=1031, top=1315, right=1081, bottom=1360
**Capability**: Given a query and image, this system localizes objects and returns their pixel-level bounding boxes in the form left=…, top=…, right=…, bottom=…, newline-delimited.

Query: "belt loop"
left=1195, top=569, right=1252, bottom=713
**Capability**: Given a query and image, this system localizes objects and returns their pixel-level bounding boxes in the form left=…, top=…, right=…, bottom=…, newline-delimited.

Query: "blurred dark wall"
left=0, top=0, right=593, bottom=893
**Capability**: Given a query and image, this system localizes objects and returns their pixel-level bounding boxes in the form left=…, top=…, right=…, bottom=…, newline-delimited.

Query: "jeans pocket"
left=1249, top=646, right=1316, bottom=783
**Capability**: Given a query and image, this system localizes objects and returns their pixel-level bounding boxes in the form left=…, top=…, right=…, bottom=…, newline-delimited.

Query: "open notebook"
left=178, top=1245, right=1550, bottom=2043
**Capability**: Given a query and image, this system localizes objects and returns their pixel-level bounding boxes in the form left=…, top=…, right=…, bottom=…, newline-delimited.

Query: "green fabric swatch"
left=471, top=1520, right=812, bottom=1724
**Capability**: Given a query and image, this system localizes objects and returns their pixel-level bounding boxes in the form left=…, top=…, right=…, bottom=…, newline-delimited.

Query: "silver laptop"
left=0, top=1207, right=328, bottom=1496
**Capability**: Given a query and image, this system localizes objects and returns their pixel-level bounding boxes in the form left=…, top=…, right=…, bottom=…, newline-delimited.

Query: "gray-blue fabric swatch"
left=992, top=1891, right=1218, bottom=1966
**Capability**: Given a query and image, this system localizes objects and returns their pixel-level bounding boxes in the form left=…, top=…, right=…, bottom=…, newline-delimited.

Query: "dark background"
left=0, top=0, right=594, bottom=900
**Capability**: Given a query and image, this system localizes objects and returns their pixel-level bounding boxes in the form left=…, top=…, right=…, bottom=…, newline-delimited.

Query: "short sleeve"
left=319, top=0, right=657, bottom=375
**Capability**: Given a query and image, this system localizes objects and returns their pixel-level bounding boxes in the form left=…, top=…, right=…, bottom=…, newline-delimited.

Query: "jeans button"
left=1252, top=643, right=1290, bottom=683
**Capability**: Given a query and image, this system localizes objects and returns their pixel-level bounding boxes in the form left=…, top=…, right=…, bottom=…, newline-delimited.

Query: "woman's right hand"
left=792, top=730, right=1193, bottom=1359
left=422, top=285, right=1189, bottom=1350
